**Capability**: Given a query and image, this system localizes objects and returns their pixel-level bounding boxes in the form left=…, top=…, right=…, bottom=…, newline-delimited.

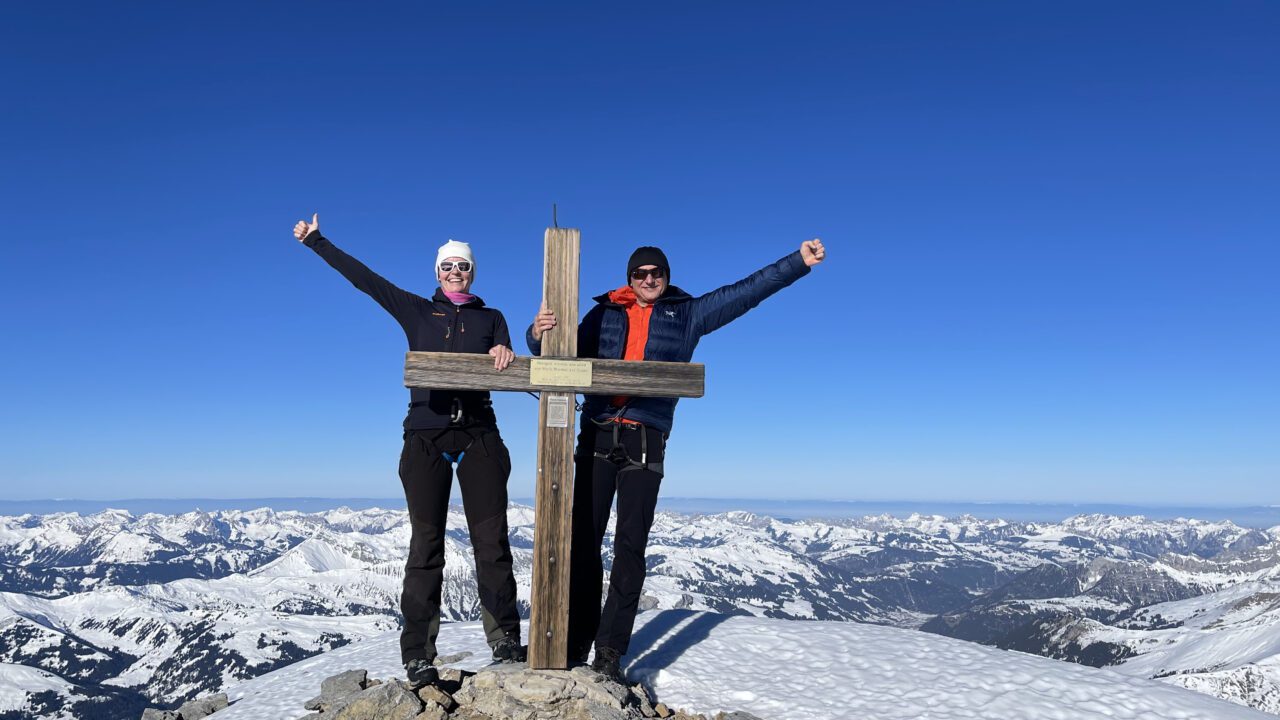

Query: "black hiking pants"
left=398, top=425, right=521, bottom=664
left=567, top=420, right=666, bottom=658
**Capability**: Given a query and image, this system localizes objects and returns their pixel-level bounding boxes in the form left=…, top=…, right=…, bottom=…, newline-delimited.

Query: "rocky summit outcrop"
left=225, top=665, right=765, bottom=720
left=139, top=693, right=228, bottom=720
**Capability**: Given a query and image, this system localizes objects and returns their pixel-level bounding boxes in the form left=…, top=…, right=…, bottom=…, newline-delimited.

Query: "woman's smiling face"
left=437, top=256, right=474, bottom=293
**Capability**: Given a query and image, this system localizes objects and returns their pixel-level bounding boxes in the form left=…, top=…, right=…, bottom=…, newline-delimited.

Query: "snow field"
left=212, top=611, right=1274, bottom=720
left=0, top=662, right=74, bottom=715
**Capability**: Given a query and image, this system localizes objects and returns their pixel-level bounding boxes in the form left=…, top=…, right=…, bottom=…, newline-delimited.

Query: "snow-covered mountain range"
left=2, top=506, right=1279, bottom=719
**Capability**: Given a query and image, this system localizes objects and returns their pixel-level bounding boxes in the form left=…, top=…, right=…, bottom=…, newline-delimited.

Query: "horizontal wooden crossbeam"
left=404, top=352, right=704, bottom=398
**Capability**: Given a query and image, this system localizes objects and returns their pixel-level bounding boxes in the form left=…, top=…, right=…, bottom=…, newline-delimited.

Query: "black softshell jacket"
left=304, top=232, right=511, bottom=430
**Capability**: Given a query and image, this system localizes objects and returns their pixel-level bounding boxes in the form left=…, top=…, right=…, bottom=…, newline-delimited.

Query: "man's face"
left=629, top=265, right=667, bottom=306
left=437, top=256, right=474, bottom=294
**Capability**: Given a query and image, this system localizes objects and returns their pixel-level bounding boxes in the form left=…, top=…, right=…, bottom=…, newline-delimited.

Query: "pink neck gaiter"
left=444, top=291, right=475, bottom=305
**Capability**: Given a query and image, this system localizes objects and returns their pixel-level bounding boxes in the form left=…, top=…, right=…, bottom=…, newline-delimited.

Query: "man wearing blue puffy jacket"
left=527, top=238, right=827, bottom=681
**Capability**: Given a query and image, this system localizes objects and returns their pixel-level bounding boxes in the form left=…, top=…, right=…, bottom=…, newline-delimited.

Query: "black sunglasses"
left=630, top=267, right=666, bottom=280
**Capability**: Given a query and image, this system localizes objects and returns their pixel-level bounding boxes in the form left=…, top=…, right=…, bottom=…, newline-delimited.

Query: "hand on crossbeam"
left=801, top=238, right=826, bottom=267
left=489, top=344, right=515, bottom=371
left=531, top=303, right=557, bottom=341
left=293, top=213, right=319, bottom=242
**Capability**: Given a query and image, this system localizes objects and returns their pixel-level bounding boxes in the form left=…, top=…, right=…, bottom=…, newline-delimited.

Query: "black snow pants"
left=398, top=425, right=521, bottom=664
left=567, top=419, right=666, bottom=658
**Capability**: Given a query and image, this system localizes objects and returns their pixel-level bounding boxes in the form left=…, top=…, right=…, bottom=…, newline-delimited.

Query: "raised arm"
left=691, top=238, right=826, bottom=336
left=294, top=213, right=420, bottom=326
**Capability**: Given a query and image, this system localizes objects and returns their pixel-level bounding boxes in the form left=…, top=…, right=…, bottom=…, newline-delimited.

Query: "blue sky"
left=1, top=2, right=1276, bottom=505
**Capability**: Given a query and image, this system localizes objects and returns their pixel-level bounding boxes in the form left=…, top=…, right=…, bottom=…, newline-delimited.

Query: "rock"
left=453, top=666, right=646, bottom=719
left=321, top=668, right=369, bottom=697
left=438, top=666, right=473, bottom=683
left=140, top=710, right=177, bottom=720
left=417, top=684, right=459, bottom=712
left=297, top=715, right=323, bottom=720
left=418, top=704, right=449, bottom=720
left=654, top=703, right=673, bottom=718
left=175, top=693, right=229, bottom=720
left=322, top=693, right=356, bottom=716
left=301, top=669, right=372, bottom=714
left=714, top=713, right=764, bottom=720
left=330, top=680, right=423, bottom=720
left=436, top=651, right=473, bottom=664
left=630, top=683, right=655, bottom=717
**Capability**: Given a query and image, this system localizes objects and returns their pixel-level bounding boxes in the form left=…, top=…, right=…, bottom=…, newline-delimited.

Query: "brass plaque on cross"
left=530, top=358, right=593, bottom=388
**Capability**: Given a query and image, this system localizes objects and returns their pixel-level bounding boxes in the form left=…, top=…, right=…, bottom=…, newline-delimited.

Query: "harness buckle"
left=603, top=445, right=630, bottom=466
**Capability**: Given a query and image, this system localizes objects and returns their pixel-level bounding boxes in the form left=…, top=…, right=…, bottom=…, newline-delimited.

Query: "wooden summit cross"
left=402, top=227, right=705, bottom=669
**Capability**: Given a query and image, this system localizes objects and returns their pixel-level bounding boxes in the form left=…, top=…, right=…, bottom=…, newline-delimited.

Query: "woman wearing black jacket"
left=293, top=214, right=524, bottom=687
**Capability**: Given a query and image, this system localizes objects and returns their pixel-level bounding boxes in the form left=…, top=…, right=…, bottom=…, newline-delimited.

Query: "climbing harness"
left=590, top=412, right=664, bottom=476
left=408, top=398, right=494, bottom=464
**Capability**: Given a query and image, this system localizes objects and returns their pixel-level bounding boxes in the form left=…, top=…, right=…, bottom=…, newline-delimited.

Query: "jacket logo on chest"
left=664, top=309, right=676, bottom=318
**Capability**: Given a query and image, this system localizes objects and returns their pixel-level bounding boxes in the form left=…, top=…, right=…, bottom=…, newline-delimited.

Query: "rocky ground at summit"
left=140, top=664, right=761, bottom=720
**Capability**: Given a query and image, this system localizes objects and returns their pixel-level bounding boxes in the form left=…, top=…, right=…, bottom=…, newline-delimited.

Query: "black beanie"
left=627, top=246, right=670, bottom=281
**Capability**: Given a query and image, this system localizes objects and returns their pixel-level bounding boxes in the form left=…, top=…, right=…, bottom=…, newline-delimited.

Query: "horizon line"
left=1, top=496, right=1276, bottom=510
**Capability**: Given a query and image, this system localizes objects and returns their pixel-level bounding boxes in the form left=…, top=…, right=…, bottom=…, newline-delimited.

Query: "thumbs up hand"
left=293, top=213, right=319, bottom=242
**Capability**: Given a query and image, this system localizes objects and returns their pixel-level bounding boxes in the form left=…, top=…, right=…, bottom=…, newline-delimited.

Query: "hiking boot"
left=405, top=658, right=438, bottom=687
left=491, top=635, right=527, bottom=663
left=590, top=646, right=624, bottom=682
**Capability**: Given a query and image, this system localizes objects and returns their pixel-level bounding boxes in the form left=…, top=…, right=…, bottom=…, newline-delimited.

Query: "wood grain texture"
left=528, top=390, right=575, bottom=669
left=541, top=228, right=579, bottom=359
left=403, top=353, right=705, bottom=398
left=530, top=227, right=579, bottom=669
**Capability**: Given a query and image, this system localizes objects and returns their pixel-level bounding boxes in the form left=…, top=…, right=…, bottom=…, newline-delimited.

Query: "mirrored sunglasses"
left=439, top=261, right=473, bottom=273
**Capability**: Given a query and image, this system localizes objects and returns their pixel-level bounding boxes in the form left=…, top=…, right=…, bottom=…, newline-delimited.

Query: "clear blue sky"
left=1, top=2, right=1276, bottom=505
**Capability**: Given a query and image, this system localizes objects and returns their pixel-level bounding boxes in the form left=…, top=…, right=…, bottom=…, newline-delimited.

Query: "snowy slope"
left=1063, top=580, right=1280, bottom=713
left=6, top=507, right=1280, bottom=717
left=0, top=662, right=75, bottom=717
left=210, top=611, right=1273, bottom=720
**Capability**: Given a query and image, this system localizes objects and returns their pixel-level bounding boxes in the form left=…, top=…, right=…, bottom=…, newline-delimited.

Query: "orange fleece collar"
left=608, top=286, right=638, bottom=306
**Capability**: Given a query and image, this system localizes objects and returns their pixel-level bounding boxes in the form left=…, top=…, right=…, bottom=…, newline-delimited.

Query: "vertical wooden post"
left=528, top=228, right=580, bottom=669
